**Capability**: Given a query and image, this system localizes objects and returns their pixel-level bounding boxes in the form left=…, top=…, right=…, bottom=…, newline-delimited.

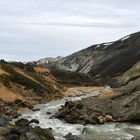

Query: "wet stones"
left=29, top=126, right=55, bottom=140
left=10, top=126, right=29, bottom=135
left=29, top=119, right=40, bottom=124
left=47, top=112, right=52, bottom=115
left=0, top=117, right=9, bottom=127
left=55, top=100, right=115, bottom=125
left=0, top=99, right=5, bottom=107
left=7, top=133, right=19, bottom=140
left=105, top=115, right=114, bottom=122
left=0, top=98, right=56, bottom=140
left=131, top=136, right=140, bottom=140
left=65, top=101, right=75, bottom=109
left=14, top=99, right=23, bottom=105
left=32, top=108, right=40, bottom=112
left=64, top=133, right=82, bottom=140
left=76, top=103, right=83, bottom=110
left=15, top=118, right=40, bottom=126
left=15, top=118, right=30, bottom=127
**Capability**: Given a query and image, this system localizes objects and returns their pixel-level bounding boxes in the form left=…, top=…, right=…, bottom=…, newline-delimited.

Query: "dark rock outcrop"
left=55, top=101, right=115, bottom=125
left=131, top=136, right=140, bottom=140
left=64, top=133, right=82, bottom=140
left=15, top=118, right=40, bottom=126
left=0, top=119, right=55, bottom=140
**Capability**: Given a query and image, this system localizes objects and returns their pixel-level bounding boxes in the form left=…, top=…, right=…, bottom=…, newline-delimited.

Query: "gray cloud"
left=0, top=0, right=140, bottom=61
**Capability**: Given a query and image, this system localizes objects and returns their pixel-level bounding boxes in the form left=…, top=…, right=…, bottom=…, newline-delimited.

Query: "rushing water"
left=20, top=91, right=140, bottom=140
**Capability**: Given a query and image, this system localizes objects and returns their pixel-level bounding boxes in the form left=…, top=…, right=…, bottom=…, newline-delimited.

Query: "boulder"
left=105, top=115, right=114, bottom=122
left=6, top=134, right=18, bottom=140
left=98, top=116, right=106, bottom=124
left=0, top=99, right=5, bottom=107
left=15, top=118, right=39, bottom=127
left=10, top=126, right=29, bottom=135
left=14, top=99, right=23, bottom=105
left=47, top=112, right=52, bottom=115
left=0, top=117, right=9, bottom=127
left=15, top=118, right=30, bottom=126
left=65, top=101, right=75, bottom=109
left=64, top=133, right=82, bottom=140
left=76, top=103, right=83, bottom=110
left=131, top=136, right=140, bottom=140
left=32, top=108, right=40, bottom=112
left=85, top=118, right=97, bottom=124
left=28, top=126, right=55, bottom=140
left=29, top=119, right=40, bottom=125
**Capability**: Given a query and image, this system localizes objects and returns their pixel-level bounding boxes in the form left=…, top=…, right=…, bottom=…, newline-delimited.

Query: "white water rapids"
left=20, top=91, right=140, bottom=140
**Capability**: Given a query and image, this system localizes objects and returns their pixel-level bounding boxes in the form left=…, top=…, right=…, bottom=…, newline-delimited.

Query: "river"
left=20, top=91, right=140, bottom=140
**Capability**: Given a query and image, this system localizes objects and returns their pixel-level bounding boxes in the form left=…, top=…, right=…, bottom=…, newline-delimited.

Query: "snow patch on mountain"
left=36, top=56, right=63, bottom=65
left=121, top=35, right=130, bottom=41
left=103, top=42, right=113, bottom=49
left=95, top=44, right=101, bottom=49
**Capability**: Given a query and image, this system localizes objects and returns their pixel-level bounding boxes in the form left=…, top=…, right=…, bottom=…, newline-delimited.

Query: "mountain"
left=116, top=60, right=140, bottom=87
left=50, top=32, right=140, bottom=123
left=33, top=56, right=63, bottom=66
left=0, top=60, right=63, bottom=103
left=47, top=31, right=140, bottom=84
left=48, top=67, right=95, bottom=86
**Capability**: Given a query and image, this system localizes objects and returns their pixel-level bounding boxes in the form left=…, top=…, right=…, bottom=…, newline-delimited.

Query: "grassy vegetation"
left=0, top=64, right=58, bottom=95
left=48, top=67, right=96, bottom=86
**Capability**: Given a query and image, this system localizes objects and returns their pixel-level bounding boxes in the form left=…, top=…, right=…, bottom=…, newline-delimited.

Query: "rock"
left=0, top=99, right=5, bottom=107
left=0, top=136, right=5, bottom=140
left=98, top=116, right=106, bottom=124
left=131, top=136, right=140, bottom=140
left=32, top=108, right=40, bottom=112
left=79, top=115, right=88, bottom=121
left=81, top=127, right=91, bottom=134
left=29, top=126, right=55, bottom=140
left=28, top=105, right=34, bottom=110
left=90, top=113, right=100, bottom=122
left=18, top=134, right=27, bottom=140
left=47, top=112, right=52, bottom=115
left=15, top=118, right=30, bottom=126
left=0, top=117, right=9, bottom=127
left=105, top=115, right=114, bottom=122
left=12, top=113, right=21, bottom=119
left=76, top=103, right=83, bottom=110
left=55, top=110, right=66, bottom=119
left=48, top=128, right=53, bottom=130
left=85, top=118, right=97, bottom=124
left=65, top=101, right=75, bottom=109
left=15, top=118, right=39, bottom=127
left=64, top=133, right=82, bottom=140
left=14, top=99, right=23, bottom=105
left=10, top=126, right=29, bottom=135
left=29, top=119, right=40, bottom=124
left=7, top=134, right=18, bottom=140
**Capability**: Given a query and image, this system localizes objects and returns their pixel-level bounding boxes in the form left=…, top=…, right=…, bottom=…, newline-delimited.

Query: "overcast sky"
left=0, top=0, right=140, bottom=61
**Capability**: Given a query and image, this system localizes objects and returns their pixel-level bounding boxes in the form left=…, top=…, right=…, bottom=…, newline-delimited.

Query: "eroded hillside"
left=0, top=61, right=64, bottom=103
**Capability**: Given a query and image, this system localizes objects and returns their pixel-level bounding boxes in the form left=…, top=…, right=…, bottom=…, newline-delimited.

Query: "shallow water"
left=20, top=91, right=140, bottom=140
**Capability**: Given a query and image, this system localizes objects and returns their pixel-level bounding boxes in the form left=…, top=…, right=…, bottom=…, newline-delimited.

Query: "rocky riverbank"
left=54, top=86, right=140, bottom=130
left=1, top=86, right=140, bottom=140
left=0, top=98, right=56, bottom=140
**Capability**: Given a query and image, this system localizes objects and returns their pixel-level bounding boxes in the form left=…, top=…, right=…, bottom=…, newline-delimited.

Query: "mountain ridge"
left=46, top=31, right=140, bottom=85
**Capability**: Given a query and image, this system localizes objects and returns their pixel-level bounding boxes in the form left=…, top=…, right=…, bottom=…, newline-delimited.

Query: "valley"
left=0, top=31, right=140, bottom=140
